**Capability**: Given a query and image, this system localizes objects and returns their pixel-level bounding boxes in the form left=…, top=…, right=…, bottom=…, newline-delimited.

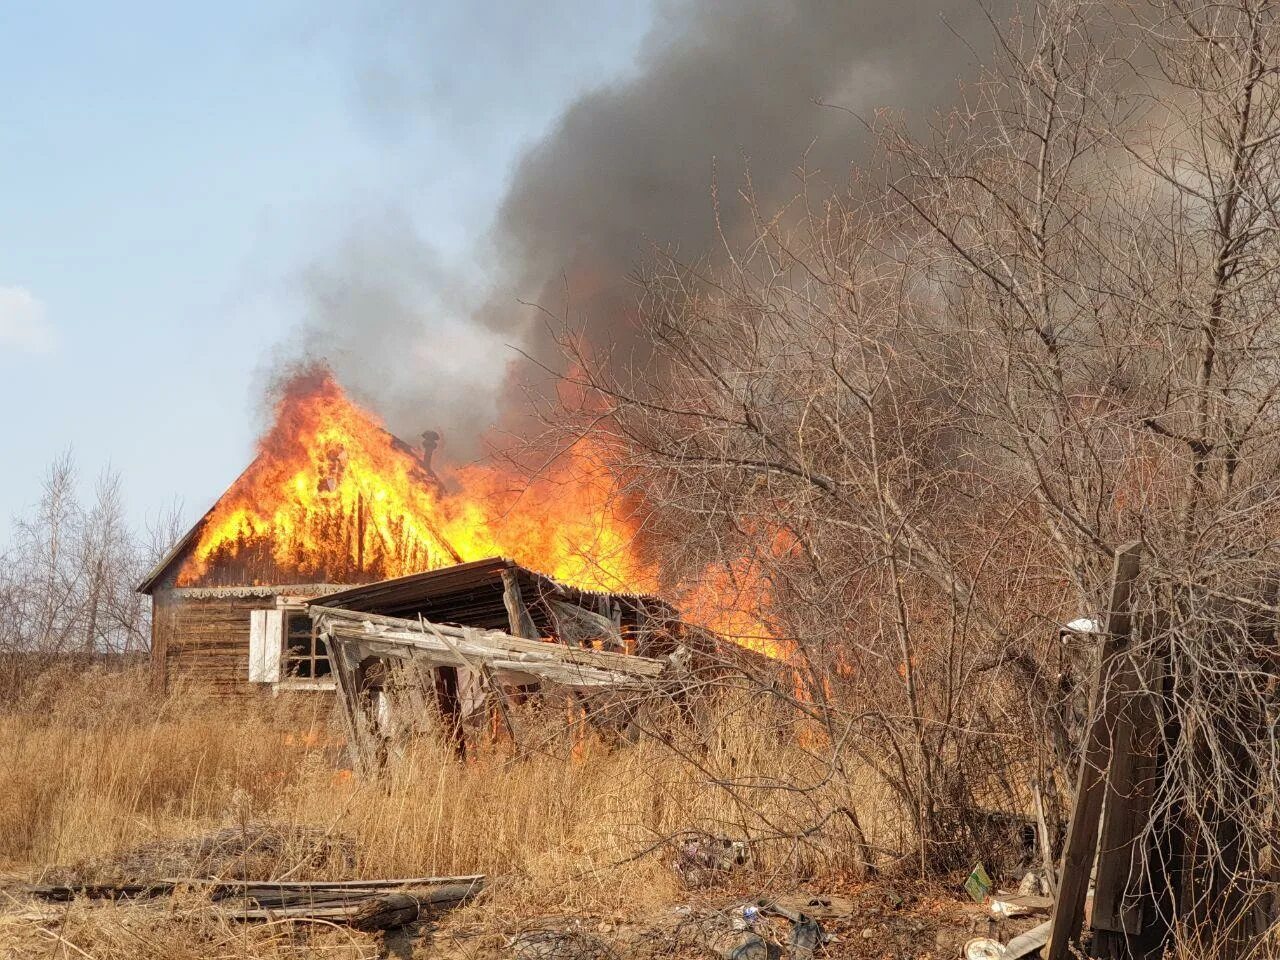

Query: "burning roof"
left=139, top=367, right=653, bottom=595
left=138, top=366, right=786, bottom=660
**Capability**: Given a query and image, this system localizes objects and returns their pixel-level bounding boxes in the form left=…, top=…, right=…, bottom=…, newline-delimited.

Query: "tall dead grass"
left=0, top=667, right=892, bottom=916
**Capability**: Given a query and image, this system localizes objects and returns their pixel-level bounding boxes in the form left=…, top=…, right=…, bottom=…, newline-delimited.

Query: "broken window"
left=249, top=607, right=331, bottom=685
left=284, top=611, right=331, bottom=679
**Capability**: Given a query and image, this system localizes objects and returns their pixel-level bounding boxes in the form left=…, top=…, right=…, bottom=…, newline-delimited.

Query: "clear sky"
left=0, top=1, right=653, bottom=536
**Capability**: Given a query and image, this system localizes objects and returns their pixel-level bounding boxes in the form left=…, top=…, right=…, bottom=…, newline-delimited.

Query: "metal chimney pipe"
left=420, top=430, right=440, bottom=471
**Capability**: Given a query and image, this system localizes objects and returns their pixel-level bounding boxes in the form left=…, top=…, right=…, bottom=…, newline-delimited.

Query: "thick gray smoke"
left=302, top=0, right=1000, bottom=451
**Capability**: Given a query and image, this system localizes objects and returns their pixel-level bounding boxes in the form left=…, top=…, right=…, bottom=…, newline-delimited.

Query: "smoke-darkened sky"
left=301, top=0, right=999, bottom=450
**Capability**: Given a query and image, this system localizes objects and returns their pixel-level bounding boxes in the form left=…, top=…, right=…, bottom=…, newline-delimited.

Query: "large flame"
left=178, top=369, right=784, bottom=656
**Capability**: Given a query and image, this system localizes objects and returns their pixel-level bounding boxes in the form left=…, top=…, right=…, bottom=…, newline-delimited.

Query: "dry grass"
left=2, top=668, right=1267, bottom=959
left=0, top=666, right=895, bottom=958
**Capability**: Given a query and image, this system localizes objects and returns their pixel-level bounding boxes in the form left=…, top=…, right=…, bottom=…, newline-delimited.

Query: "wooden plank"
left=1046, top=541, right=1144, bottom=960
left=1091, top=618, right=1160, bottom=946
left=248, top=610, right=267, bottom=682
left=312, top=606, right=666, bottom=678
left=334, top=635, right=660, bottom=688
left=502, top=570, right=539, bottom=639
left=328, top=635, right=374, bottom=775
left=264, top=608, right=283, bottom=682
left=20, top=874, right=485, bottom=902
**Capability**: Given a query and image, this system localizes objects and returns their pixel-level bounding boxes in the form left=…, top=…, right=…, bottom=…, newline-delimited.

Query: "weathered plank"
left=20, top=874, right=485, bottom=926
left=1091, top=621, right=1160, bottom=949
left=1046, top=541, right=1144, bottom=960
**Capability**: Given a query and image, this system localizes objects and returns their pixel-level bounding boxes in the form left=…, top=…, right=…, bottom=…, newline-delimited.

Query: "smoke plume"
left=301, top=0, right=1001, bottom=450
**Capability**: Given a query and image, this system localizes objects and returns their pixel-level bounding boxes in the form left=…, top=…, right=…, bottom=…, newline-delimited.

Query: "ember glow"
left=178, top=368, right=785, bottom=657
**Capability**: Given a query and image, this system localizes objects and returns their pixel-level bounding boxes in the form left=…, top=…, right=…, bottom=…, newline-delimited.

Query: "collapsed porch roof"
left=310, top=556, right=675, bottom=635
left=311, top=604, right=669, bottom=689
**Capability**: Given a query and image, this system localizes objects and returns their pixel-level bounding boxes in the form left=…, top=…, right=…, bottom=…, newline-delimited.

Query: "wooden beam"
left=501, top=570, right=539, bottom=639
left=1091, top=617, right=1160, bottom=956
left=312, top=606, right=667, bottom=688
left=328, top=635, right=375, bottom=775
left=1046, top=541, right=1144, bottom=960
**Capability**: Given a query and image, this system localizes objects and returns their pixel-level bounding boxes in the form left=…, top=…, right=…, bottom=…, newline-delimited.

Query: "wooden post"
left=1032, top=780, right=1059, bottom=897
left=501, top=570, right=539, bottom=639
left=328, top=635, right=375, bottom=776
left=1047, top=541, right=1144, bottom=960
left=1090, top=614, right=1161, bottom=958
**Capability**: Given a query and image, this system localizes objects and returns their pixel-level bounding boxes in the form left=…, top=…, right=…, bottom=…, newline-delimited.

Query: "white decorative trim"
left=169, top=584, right=351, bottom=600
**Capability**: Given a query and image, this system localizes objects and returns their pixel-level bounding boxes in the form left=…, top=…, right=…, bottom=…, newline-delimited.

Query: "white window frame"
left=273, top=598, right=336, bottom=693
left=247, top=601, right=335, bottom=692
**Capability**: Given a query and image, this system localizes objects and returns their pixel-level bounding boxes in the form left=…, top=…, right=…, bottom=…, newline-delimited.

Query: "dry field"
left=0, top=666, right=986, bottom=960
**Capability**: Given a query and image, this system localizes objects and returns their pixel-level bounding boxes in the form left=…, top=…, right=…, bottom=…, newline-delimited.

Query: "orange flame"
left=177, top=368, right=786, bottom=657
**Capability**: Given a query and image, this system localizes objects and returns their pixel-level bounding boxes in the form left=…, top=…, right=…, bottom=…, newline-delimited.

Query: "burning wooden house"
left=137, top=369, right=689, bottom=699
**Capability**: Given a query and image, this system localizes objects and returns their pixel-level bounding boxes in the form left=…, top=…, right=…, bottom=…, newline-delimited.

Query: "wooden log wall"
left=151, top=589, right=280, bottom=698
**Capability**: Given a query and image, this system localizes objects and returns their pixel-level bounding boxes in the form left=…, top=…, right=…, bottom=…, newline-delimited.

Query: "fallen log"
left=206, top=875, right=483, bottom=909
left=20, top=873, right=483, bottom=903
left=19, top=881, right=171, bottom=902
left=223, top=882, right=485, bottom=926
left=18, top=874, right=485, bottom=928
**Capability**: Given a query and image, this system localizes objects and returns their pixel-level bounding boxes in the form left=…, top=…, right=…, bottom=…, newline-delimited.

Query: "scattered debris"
left=963, top=863, right=993, bottom=904
left=508, top=928, right=618, bottom=960
left=963, top=936, right=1005, bottom=960
left=1016, top=871, right=1044, bottom=898
left=673, top=835, right=749, bottom=886
left=989, top=894, right=1052, bottom=919
left=788, top=915, right=824, bottom=960
left=759, top=892, right=870, bottom=919
left=715, top=930, right=769, bottom=960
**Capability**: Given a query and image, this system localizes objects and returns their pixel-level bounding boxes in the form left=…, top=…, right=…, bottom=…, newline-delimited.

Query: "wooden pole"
left=1090, top=615, right=1160, bottom=958
left=328, top=637, right=374, bottom=776
left=501, top=570, right=539, bottom=640
left=1046, top=541, right=1144, bottom=960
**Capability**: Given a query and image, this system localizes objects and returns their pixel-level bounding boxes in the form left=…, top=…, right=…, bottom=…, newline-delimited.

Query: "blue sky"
left=0, top=1, right=652, bottom=536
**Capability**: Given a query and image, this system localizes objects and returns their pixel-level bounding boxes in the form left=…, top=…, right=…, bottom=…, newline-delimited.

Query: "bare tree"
left=548, top=0, right=1280, bottom=949
left=0, top=454, right=164, bottom=695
